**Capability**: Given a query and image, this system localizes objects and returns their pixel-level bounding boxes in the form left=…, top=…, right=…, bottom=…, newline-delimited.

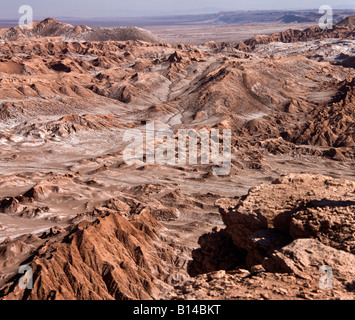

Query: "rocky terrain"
left=0, top=17, right=354, bottom=300
left=0, top=18, right=161, bottom=43
left=236, top=15, right=355, bottom=52
left=182, top=174, right=355, bottom=300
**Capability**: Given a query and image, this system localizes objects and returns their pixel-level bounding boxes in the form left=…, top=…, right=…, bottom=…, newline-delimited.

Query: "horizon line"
left=1, top=7, right=355, bottom=21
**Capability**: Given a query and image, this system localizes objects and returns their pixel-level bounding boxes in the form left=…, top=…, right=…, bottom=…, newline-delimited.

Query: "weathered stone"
left=246, top=229, right=292, bottom=267
left=263, top=239, right=355, bottom=285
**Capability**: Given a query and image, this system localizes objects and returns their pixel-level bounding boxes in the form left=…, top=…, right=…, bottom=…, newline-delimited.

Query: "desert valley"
left=0, top=11, right=354, bottom=300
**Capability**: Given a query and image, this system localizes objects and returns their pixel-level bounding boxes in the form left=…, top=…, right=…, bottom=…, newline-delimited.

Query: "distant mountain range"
left=48, top=9, right=355, bottom=27
left=1, top=9, right=355, bottom=29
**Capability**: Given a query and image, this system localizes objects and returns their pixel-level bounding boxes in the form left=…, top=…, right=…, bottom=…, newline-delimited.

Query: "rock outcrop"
left=264, top=238, right=355, bottom=283
left=187, top=174, right=355, bottom=299
left=0, top=210, right=187, bottom=300
left=220, top=174, right=355, bottom=255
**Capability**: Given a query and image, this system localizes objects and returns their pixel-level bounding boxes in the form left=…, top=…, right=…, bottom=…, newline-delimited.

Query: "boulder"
left=264, top=239, right=355, bottom=287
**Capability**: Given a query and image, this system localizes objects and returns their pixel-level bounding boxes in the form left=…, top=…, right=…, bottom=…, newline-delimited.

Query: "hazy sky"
left=2, top=0, right=355, bottom=19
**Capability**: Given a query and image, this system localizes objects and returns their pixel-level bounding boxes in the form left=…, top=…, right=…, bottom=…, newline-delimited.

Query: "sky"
left=2, top=0, right=355, bottom=19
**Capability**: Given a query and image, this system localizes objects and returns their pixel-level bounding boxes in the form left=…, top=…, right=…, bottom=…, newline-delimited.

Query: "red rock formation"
left=0, top=210, right=186, bottom=300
